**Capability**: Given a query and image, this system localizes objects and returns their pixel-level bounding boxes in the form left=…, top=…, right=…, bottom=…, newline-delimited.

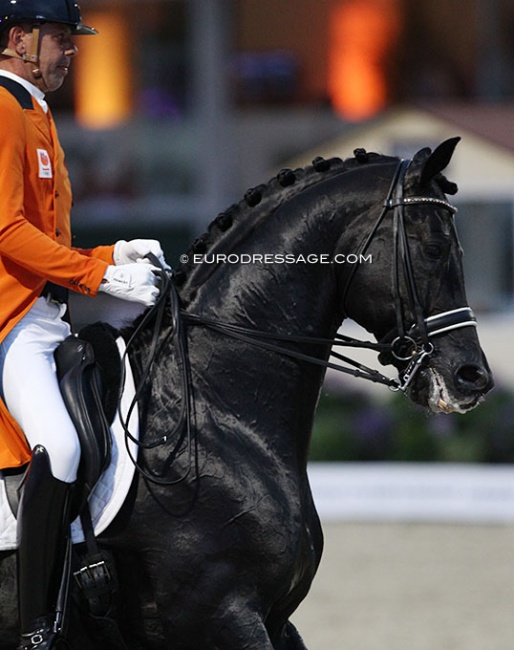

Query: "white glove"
left=114, top=239, right=170, bottom=269
left=98, top=264, right=160, bottom=306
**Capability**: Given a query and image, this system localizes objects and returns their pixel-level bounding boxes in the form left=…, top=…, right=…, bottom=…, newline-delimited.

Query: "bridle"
left=121, top=159, right=478, bottom=482
left=177, top=159, right=477, bottom=392
left=385, top=160, right=476, bottom=389
left=134, top=159, right=478, bottom=395
left=339, top=158, right=477, bottom=391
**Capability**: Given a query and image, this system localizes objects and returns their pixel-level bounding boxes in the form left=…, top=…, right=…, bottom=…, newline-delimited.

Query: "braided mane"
left=173, top=144, right=456, bottom=303
left=173, top=149, right=396, bottom=296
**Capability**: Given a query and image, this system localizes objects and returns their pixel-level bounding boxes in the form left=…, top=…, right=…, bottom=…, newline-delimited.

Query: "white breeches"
left=0, top=298, right=80, bottom=483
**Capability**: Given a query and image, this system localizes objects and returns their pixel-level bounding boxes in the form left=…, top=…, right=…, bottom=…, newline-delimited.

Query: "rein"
left=120, top=160, right=477, bottom=480
left=119, top=263, right=196, bottom=486
left=182, top=312, right=396, bottom=386
left=180, top=159, right=476, bottom=393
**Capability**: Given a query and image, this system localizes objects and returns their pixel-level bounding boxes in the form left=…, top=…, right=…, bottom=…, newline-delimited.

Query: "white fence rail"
left=308, top=463, right=514, bottom=524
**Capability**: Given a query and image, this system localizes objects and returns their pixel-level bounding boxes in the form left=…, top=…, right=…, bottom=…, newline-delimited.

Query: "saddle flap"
left=55, top=336, right=112, bottom=495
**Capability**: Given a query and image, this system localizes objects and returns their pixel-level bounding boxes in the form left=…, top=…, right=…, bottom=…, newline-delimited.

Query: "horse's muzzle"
left=407, top=354, right=494, bottom=414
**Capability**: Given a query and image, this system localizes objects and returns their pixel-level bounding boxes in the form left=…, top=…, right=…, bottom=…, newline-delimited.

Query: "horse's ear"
left=419, top=137, right=460, bottom=187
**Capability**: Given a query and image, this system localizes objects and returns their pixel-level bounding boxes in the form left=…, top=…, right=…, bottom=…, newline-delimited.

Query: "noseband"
left=342, top=159, right=477, bottom=390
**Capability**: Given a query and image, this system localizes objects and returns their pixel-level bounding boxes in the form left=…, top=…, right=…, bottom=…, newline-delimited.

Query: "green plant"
left=310, top=384, right=514, bottom=463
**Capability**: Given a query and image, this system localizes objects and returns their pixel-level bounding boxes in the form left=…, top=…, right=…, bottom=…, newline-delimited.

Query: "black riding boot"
left=16, top=445, right=73, bottom=650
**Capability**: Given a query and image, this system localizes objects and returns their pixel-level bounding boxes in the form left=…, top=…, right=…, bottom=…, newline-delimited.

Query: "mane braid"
left=173, top=150, right=397, bottom=299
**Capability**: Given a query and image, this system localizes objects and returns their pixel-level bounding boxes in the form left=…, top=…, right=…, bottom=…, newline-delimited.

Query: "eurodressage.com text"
left=182, top=253, right=373, bottom=265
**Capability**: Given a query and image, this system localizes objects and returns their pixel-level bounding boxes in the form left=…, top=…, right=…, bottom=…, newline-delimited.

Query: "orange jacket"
left=0, top=77, right=114, bottom=469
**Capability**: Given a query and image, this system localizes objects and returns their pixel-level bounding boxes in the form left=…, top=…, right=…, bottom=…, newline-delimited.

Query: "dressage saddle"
left=4, top=321, right=121, bottom=518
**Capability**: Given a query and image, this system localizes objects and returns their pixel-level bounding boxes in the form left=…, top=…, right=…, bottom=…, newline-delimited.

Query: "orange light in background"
left=329, top=0, right=401, bottom=121
left=74, top=12, right=132, bottom=129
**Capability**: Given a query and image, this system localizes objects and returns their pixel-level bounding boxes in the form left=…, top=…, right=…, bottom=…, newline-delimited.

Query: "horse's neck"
left=177, top=160, right=399, bottom=341
left=182, top=183, right=355, bottom=338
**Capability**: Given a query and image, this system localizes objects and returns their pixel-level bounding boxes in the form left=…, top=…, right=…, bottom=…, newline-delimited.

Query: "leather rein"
left=121, top=160, right=476, bottom=482
left=177, top=158, right=476, bottom=393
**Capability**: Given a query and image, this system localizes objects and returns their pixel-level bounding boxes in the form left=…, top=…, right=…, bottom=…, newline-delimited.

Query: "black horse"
left=0, top=138, right=493, bottom=649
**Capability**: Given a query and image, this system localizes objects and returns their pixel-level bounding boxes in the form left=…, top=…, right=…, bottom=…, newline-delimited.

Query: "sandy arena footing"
left=292, top=522, right=514, bottom=650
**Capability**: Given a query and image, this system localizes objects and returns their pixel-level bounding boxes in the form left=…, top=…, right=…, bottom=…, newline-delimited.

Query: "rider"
left=0, top=2, right=168, bottom=648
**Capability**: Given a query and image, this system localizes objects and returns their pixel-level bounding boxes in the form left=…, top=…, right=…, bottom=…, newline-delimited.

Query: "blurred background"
left=60, top=0, right=513, bottom=460
left=58, top=0, right=514, bottom=305
left=56, top=2, right=514, bottom=646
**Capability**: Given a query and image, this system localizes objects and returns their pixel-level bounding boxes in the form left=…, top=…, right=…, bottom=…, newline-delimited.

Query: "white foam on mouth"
left=427, top=368, right=472, bottom=414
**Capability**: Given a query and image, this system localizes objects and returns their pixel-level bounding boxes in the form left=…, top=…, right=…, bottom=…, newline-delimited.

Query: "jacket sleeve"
left=0, top=94, right=109, bottom=296
left=73, top=244, right=115, bottom=265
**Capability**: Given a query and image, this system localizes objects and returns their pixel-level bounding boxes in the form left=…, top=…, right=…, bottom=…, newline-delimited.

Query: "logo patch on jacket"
left=37, top=148, right=53, bottom=178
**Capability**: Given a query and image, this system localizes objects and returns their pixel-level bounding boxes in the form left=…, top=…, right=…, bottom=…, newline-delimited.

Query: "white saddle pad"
left=0, top=336, right=138, bottom=551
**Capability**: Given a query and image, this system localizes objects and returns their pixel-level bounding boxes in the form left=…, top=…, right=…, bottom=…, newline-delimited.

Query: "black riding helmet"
left=0, top=0, right=97, bottom=36
left=0, top=0, right=96, bottom=80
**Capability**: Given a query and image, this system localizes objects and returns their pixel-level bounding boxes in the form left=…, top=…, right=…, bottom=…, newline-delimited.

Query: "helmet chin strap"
left=1, top=24, right=43, bottom=83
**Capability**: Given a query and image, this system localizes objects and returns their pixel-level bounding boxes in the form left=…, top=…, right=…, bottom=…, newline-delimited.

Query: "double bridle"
left=338, top=158, right=477, bottom=391
left=179, top=158, right=476, bottom=392
left=121, top=159, right=477, bottom=483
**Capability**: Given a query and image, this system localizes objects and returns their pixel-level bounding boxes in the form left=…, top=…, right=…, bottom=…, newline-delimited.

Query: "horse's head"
left=341, top=138, right=493, bottom=413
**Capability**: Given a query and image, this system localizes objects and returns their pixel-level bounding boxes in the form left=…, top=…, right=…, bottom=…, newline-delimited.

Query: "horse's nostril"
left=455, top=364, right=491, bottom=392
